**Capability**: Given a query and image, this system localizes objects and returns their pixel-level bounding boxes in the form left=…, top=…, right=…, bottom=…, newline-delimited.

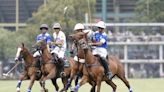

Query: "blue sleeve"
left=103, top=35, right=108, bottom=41
left=95, top=33, right=100, bottom=42
left=36, top=35, right=40, bottom=42
left=46, top=35, right=52, bottom=43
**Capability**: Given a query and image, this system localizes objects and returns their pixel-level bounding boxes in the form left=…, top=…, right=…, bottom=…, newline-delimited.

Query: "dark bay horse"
left=15, top=43, right=42, bottom=92
left=69, top=32, right=133, bottom=92
left=34, top=40, right=74, bottom=92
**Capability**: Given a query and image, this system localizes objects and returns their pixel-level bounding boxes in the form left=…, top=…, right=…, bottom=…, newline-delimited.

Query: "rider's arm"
left=89, top=38, right=105, bottom=46
left=52, top=32, right=66, bottom=47
left=52, top=40, right=64, bottom=46
left=46, top=34, right=52, bottom=52
left=36, top=35, right=41, bottom=42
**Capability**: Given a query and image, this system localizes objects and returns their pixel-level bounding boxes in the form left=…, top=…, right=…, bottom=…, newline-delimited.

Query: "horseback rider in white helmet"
left=89, top=21, right=113, bottom=80
left=51, top=22, right=67, bottom=77
left=70, top=23, right=86, bottom=63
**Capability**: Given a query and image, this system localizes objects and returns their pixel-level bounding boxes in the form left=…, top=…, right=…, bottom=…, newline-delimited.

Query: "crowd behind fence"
left=1, top=34, right=164, bottom=79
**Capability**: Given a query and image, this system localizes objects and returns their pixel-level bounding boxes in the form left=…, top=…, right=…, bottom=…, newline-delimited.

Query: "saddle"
left=51, top=53, right=70, bottom=67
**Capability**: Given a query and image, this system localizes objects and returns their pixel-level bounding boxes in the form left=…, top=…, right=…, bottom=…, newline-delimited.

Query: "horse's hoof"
left=40, top=89, right=44, bottom=92
left=60, top=90, right=66, bottom=92
left=45, top=89, right=48, bottom=92
left=70, top=87, right=75, bottom=92
left=16, top=88, right=20, bottom=92
left=40, top=89, right=48, bottom=92
left=130, top=88, right=133, bottom=92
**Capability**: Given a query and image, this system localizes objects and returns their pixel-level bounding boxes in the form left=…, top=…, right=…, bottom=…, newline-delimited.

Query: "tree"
left=135, top=0, right=164, bottom=22
left=28, top=0, right=96, bottom=35
left=0, top=0, right=96, bottom=61
left=0, top=27, right=35, bottom=61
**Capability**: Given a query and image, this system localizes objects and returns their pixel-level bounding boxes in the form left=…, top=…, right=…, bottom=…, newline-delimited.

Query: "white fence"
left=108, top=41, right=164, bottom=78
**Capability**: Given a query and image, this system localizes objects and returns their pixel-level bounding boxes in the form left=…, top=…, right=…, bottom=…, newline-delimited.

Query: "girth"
left=85, top=63, right=99, bottom=68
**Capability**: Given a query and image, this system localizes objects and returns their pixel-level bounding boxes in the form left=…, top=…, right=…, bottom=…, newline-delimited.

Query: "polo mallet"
left=2, top=62, right=20, bottom=77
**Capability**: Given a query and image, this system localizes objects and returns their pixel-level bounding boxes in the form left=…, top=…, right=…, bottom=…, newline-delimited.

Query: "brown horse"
left=15, top=43, right=42, bottom=92
left=60, top=56, right=81, bottom=92
left=64, top=42, right=93, bottom=92
left=65, top=39, right=113, bottom=92
left=35, top=40, right=74, bottom=92
left=69, top=32, right=133, bottom=92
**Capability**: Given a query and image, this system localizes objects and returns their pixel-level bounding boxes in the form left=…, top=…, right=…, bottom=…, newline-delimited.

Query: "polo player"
left=51, top=22, right=67, bottom=76
left=89, top=21, right=113, bottom=79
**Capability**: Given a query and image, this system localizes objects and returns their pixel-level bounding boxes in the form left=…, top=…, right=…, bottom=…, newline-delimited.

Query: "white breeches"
left=92, top=47, right=107, bottom=58
left=73, top=56, right=85, bottom=63
left=33, top=51, right=42, bottom=57
left=51, top=47, right=65, bottom=58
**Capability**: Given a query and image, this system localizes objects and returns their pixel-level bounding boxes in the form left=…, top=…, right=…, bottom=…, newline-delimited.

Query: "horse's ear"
left=83, top=31, right=89, bottom=38
left=21, top=43, right=24, bottom=47
left=83, top=30, right=90, bottom=35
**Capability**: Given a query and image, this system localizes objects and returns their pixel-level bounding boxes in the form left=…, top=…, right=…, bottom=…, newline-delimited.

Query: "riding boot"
left=51, top=53, right=58, bottom=63
left=58, top=58, right=65, bottom=77
left=35, top=56, right=41, bottom=69
left=100, top=57, right=113, bottom=80
left=34, top=56, right=42, bottom=78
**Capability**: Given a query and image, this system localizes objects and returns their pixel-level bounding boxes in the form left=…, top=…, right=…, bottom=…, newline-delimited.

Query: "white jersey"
left=53, top=31, right=66, bottom=50
left=51, top=31, right=66, bottom=58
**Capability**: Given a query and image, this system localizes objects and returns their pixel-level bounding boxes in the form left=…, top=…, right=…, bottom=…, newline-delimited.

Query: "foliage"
left=130, top=0, right=164, bottom=34
left=0, top=29, right=31, bottom=61
left=0, top=0, right=96, bottom=61
left=134, top=0, right=164, bottom=22
left=28, top=0, right=96, bottom=35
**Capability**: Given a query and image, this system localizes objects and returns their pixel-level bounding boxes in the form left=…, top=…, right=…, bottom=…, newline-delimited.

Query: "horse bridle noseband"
left=76, top=39, right=89, bottom=50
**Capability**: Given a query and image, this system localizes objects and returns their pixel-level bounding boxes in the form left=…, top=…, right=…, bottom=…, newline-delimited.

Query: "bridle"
left=76, top=38, right=89, bottom=50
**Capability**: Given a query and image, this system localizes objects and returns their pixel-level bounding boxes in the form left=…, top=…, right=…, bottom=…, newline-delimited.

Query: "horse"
left=66, top=36, right=113, bottom=92
left=34, top=39, right=74, bottom=92
left=15, top=43, right=42, bottom=92
left=60, top=56, right=82, bottom=92
left=64, top=41, right=93, bottom=92
left=69, top=32, right=133, bottom=92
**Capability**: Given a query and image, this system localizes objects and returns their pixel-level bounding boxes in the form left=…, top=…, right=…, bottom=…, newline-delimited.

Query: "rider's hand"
left=88, top=43, right=93, bottom=46
left=51, top=42, right=57, bottom=45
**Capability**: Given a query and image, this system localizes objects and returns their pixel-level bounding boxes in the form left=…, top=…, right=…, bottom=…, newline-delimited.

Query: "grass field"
left=0, top=78, right=164, bottom=92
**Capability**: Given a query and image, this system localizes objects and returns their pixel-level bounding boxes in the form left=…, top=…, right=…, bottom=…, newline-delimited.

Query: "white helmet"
left=74, top=23, right=84, bottom=31
left=40, top=24, right=49, bottom=30
left=96, top=21, right=106, bottom=29
left=52, top=23, right=61, bottom=29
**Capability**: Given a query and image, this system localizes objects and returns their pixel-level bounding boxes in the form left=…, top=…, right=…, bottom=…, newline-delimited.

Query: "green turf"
left=0, top=78, right=164, bottom=92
